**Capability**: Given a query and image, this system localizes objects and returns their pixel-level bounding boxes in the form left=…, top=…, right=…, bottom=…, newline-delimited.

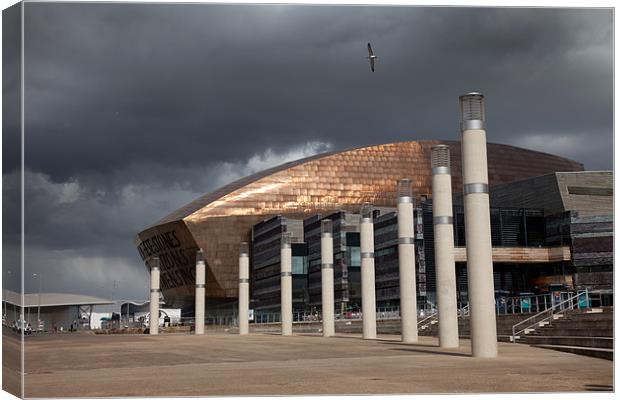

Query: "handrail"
left=458, top=304, right=470, bottom=317
left=417, top=311, right=438, bottom=328
left=511, top=289, right=588, bottom=342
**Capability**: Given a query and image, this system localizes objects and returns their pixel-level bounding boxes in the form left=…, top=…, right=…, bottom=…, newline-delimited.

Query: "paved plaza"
left=3, top=330, right=614, bottom=397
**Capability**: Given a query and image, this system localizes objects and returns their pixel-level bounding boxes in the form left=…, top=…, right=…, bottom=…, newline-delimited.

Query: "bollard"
left=397, top=179, right=418, bottom=343
left=238, top=242, right=250, bottom=335
left=195, top=249, right=206, bottom=335
left=281, top=232, right=293, bottom=336
left=459, top=92, right=498, bottom=358
left=149, top=257, right=161, bottom=335
left=360, top=203, right=377, bottom=339
left=431, top=145, right=460, bottom=348
left=321, top=219, right=335, bottom=337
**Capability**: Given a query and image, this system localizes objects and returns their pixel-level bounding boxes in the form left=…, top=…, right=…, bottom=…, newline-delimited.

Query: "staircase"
left=513, top=307, right=613, bottom=360
left=417, top=312, right=439, bottom=334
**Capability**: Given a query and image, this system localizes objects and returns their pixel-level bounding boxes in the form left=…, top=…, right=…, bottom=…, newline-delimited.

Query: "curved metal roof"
left=154, top=139, right=583, bottom=226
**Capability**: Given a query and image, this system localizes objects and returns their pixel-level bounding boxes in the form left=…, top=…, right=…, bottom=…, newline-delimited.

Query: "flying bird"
left=366, top=42, right=378, bottom=72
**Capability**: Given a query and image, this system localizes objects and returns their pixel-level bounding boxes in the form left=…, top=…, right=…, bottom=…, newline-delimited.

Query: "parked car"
left=12, top=320, right=33, bottom=335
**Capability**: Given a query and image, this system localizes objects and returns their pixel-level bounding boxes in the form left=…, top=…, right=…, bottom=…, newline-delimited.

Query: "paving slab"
left=3, top=331, right=613, bottom=397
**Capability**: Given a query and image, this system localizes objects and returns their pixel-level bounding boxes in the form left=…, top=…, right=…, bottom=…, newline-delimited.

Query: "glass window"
left=347, top=246, right=361, bottom=267
left=292, top=256, right=308, bottom=275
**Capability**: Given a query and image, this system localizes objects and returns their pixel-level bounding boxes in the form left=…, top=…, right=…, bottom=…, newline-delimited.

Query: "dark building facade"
left=251, top=216, right=308, bottom=312
left=248, top=172, right=613, bottom=312
left=489, top=171, right=613, bottom=305
left=372, top=209, right=427, bottom=308
left=304, top=212, right=361, bottom=313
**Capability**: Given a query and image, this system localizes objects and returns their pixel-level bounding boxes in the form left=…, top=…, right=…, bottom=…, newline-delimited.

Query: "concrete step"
left=525, top=336, right=613, bottom=349
left=535, top=327, right=612, bottom=337
left=533, top=344, right=613, bottom=361
left=566, top=311, right=614, bottom=321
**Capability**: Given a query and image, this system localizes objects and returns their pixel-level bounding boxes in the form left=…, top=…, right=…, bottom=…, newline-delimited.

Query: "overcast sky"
left=2, top=3, right=613, bottom=299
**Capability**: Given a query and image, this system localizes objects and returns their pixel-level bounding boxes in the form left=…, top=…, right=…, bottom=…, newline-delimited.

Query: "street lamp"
left=4, top=270, right=11, bottom=318
left=32, top=273, right=43, bottom=330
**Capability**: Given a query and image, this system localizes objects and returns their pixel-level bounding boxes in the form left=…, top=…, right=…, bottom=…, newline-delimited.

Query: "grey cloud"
left=5, top=4, right=612, bottom=298
left=6, top=141, right=331, bottom=296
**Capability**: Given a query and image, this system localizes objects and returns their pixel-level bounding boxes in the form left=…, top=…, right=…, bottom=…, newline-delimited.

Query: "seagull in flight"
left=366, top=42, right=378, bottom=72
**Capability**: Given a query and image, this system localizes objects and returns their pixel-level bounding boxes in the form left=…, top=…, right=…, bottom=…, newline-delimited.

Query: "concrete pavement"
left=2, top=331, right=612, bottom=397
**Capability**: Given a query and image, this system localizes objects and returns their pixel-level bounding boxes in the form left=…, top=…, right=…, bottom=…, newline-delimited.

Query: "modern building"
left=373, top=208, right=427, bottom=308
left=251, top=215, right=308, bottom=313
left=488, top=171, right=613, bottom=305
left=247, top=174, right=612, bottom=313
left=2, top=289, right=114, bottom=332
left=304, top=211, right=361, bottom=314
left=134, top=140, right=584, bottom=310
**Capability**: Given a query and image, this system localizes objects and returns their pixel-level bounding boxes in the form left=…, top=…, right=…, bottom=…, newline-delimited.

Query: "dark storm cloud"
left=22, top=4, right=612, bottom=180
left=6, top=3, right=612, bottom=298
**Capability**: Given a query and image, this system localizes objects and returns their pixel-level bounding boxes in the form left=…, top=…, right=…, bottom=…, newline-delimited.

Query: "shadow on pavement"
left=387, top=347, right=470, bottom=358
left=584, top=384, right=613, bottom=391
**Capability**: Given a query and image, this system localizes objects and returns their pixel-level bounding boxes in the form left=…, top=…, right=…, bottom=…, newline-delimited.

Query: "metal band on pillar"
left=432, top=166, right=451, bottom=175
left=433, top=216, right=453, bottom=225
left=463, top=183, right=489, bottom=195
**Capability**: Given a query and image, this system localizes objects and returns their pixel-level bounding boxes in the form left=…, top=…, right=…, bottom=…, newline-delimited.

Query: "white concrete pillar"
left=459, top=92, right=498, bottom=358
left=360, top=203, right=377, bottom=339
left=195, top=249, right=206, bottom=335
left=238, top=242, right=250, bottom=335
left=431, top=145, right=459, bottom=348
left=281, top=232, right=293, bottom=336
left=321, top=219, right=335, bottom=337
left=149, top=257, right=160, bottom=335
left=397, top=179, right=418, bottom=343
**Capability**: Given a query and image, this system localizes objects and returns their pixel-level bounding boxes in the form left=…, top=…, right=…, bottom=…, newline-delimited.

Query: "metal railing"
left=458, top=303, right=470, bottom=317
left=252, top=306, right=406, bottom=325
left=495, top=292, right=573, bottom=315
left=510, top=289, right=589, bottom=342
left=417, top=311, right=438, bottom=330
left=249, top=292, right=590, bottom=327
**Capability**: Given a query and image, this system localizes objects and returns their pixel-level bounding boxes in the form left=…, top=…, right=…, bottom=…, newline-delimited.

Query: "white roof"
left=2, top=289, right=115, bottom=308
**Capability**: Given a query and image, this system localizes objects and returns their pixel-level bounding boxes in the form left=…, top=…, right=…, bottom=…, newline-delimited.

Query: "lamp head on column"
left=196, top=248, right=204, bottom=263
left=150, top=257, right=160, bottom=271
left=281, top=232, right=291, bottom=248
left=431, top=145, right=451, bottom=175
left=397, top=179, right=414, bottom=205
left=321, top=219, right=333, bottom=236
left=361, top=202, right=373, bottom=222
left=239, top=242, right=249, bottom=257
left=459, top=92, right=485, bottom=131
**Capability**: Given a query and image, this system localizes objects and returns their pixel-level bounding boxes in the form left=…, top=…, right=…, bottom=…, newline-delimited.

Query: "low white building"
left=2, top=289, right=114, bottom=332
